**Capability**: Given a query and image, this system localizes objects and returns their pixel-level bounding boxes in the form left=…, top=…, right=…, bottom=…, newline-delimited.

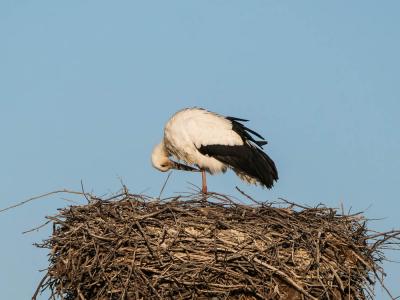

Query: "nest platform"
left=33, top=191, right=395, bottom=299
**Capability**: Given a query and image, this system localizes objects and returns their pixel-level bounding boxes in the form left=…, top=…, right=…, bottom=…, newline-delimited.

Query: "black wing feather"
left=226, top=116, right=267, bottom=148
left=241, top=125, right=265, bottom=140
left=226, top=116, right=249, bottom=122
left=198, top=144, right=278, bottom=189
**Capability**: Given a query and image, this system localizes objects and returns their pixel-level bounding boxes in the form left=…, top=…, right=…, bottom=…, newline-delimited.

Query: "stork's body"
left=151, top=108, right=278, bottom=193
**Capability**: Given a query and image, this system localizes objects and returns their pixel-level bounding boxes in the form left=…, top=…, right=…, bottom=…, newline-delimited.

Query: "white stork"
left=151, top=107, right=278, bottom=193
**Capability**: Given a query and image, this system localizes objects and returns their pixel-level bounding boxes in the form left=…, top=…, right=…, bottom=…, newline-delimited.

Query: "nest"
left=33, top=191, right=397, bottom=299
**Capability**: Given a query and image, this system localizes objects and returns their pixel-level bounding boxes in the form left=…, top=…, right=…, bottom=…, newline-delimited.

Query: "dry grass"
left=31, top=190, right=399, bottom=300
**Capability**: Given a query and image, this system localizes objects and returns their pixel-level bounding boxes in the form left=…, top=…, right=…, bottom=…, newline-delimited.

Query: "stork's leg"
left=201, top=169, right=207, bottom=194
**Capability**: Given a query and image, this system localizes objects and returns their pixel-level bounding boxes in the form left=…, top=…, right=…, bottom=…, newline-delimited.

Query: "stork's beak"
left=171, top=161, right=200, bottom=172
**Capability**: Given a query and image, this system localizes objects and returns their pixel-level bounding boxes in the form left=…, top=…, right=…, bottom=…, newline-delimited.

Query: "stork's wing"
left=198, top=144, right=278, bottom=189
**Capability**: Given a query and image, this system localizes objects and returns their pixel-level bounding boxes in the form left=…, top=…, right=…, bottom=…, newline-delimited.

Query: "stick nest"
left=34, top=191, right=397, bottom=299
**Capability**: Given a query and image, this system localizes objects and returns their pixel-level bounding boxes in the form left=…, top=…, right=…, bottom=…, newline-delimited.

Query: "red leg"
left=201, top=169, right=207, bottom=194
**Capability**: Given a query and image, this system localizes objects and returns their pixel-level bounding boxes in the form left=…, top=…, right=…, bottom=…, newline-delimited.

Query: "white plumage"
left=151, top=107, right=278, bottom=193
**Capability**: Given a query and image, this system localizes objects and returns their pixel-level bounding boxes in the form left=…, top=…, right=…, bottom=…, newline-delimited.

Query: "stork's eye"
left=160, top=164, right=167, bottom=167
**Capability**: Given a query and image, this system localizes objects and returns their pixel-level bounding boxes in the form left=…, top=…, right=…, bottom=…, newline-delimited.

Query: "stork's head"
left=151, top=142, right=172, bottom=172
left=151, top=142, right=199, bottom=172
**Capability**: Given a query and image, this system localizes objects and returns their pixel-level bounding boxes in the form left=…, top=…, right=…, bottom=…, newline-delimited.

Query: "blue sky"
left=1, top=1, right=399, bottom=299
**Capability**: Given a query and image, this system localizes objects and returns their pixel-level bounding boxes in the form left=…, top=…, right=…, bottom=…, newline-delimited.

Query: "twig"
left=158, top=171, right=172, bottom=199
left=252, top=257, right=318, bottom=300
left=0, top=190, right=85, bottom=213
left=135, top=221, right=158, bottom=262
left=374, top=270, right=397, bottom=300
left=80, top=180, right=91, bottom=204
left=23, top=220, right=52, bottom=234
left=235, top=186, right=261, bottom=205
left=32, top=272, right=48, bottom=300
